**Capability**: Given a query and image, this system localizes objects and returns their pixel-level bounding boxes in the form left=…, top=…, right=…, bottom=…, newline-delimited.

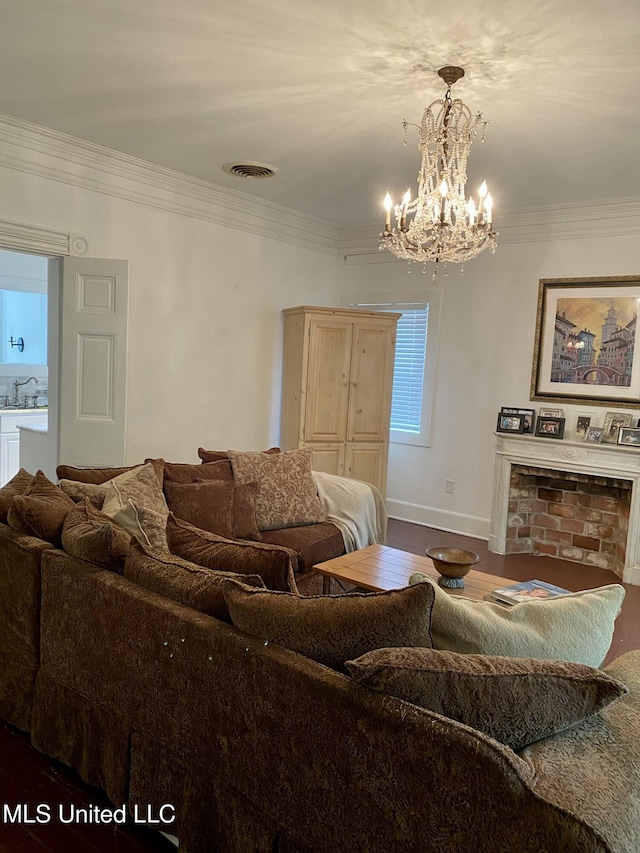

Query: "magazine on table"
left=487, top=579, right=571, bottom=605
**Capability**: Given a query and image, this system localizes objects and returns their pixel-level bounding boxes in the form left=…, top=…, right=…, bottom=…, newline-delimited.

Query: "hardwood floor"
left=1, top=519, right=639, bottom=851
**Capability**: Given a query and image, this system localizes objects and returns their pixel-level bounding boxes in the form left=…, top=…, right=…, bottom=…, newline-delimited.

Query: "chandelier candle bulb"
left=384, top=192, right=392, bottom=230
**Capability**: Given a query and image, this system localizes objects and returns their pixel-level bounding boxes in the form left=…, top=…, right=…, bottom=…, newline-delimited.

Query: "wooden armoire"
left=280, top=306, right=399, bottom=495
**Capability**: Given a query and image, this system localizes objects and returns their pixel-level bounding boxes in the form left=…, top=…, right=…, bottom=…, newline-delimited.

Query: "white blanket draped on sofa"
left=312, top=471, right=387, bottom=552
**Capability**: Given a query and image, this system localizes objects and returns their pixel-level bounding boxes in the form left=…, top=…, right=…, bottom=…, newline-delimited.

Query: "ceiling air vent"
left=222, top=161, right=279, bottom=179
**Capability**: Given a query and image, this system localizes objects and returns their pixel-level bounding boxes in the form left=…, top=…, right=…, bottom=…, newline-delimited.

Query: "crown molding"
left=338, top=197, right=640, bottom=262
left=2, top=111, right=639, bottom=263
left=0, top=113, right=339, bottom=256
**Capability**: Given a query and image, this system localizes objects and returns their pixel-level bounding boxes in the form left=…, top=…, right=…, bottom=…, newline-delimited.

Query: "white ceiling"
left=1, top=0, right=640, bottom=226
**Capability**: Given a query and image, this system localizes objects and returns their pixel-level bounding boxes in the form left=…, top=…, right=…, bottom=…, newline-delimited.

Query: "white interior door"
left=56, top=256, right=129, bottom=467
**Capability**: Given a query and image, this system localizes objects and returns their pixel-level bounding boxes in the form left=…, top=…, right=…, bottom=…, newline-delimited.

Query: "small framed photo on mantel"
left=618, top=427, right=640, bottom=447
left=535, top=416, right=565, bottom=439
left=497, top=412, right=526, bottom=434
left=573, top=411, right=597, bottom=440
left=500, top=407, right=535, bottom=433
left=585, top=427, right=604, bottom=444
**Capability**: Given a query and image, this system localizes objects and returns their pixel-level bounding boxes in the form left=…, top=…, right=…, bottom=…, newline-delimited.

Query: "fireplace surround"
left=490, top=433, right=640, bottom=585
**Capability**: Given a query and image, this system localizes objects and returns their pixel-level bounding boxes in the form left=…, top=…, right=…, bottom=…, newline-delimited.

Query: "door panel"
left=347, top=324, right=395, bottom=442
left=345, top=442, right=386, bottom=493
left=303, top=442, right=345, bottom=476
left=304, top=319, right=352, bottom=443
left=58, top=257, right=128, bottom=467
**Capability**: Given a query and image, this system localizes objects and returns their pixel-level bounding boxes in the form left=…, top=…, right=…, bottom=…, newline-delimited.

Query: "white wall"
left=2, top=115, right=639, bottom=532
left=0, top=144, right=339, bottom=465
left=338, top=228, right=640, bottom=539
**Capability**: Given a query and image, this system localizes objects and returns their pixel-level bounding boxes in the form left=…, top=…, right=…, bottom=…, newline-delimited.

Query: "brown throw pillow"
left=166, top=514, right=296, bottom=592
left=0, top=467, right=34, bottom=522
left=153, top=458, right=234, bottom=483
left=345, top=647, right=628, bottom=751
left=59, top=479, right=109, bottom=509
left=197, top=446, right=280, bottom=463
left=164, top=480, right=262, bottom=541
left=227, top=447, right=326, bottom=531
left=223, top=580, right=435, bottom=672
left=124, top=540, right=266, bottom=621
left=7, top=470, right=75, bottom=544
left=61, top=498, right=131, bottom=571
left=56, top=459, right=165, bottom=486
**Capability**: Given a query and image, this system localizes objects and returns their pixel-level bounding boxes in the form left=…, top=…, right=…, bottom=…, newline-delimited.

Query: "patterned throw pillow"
left=124, top=540, right=266, bottom=622
left=0, top=467, right=34, bottom=522
left=102, top=463, right=169, bottom=550
left=223, top=580, right=435, bottom=672
left=164, top=479, right=262, bottom=541
left=61, top=498, right=131, bottom=571
left=166, top=514, right=297, bottom=592
left=346, top=646, right=628, bottom=751
left=7, top=470, right=76, bottom=544
left=227, top=448, right=326, bottom=531
left=59, top=478, right=109, bottom=509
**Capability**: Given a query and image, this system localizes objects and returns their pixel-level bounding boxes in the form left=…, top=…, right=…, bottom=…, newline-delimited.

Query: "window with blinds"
left=390, top=306, right=429, bottom=433
left=347, top=290, right=440, bottom=447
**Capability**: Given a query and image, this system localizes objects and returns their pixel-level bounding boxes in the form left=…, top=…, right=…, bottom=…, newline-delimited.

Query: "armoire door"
left=347, top=322, right=396, bottom=443
left=303, top=318, right=352, bottom=443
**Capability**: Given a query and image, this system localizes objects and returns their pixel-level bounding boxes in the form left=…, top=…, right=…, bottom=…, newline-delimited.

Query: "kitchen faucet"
left=13, top=376, right=38, bottom=406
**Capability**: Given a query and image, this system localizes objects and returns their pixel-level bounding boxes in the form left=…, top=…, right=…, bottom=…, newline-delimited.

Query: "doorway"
left=0, top=249, right=49, bottom=484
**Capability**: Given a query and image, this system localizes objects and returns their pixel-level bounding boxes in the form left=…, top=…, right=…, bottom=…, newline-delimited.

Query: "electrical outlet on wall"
left=445, top=479, right=455, bottom=494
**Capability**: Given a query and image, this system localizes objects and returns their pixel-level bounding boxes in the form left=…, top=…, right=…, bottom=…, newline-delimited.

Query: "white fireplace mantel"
left=489, top=434, right=640, bottom=584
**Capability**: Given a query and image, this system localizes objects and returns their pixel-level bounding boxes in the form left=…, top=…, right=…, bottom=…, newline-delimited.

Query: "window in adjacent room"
left=345, top=289, right=441, bottom=447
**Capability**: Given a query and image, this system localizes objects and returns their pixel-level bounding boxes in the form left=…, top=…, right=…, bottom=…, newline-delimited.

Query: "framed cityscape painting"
left=530, top=276, right=640, bottom=408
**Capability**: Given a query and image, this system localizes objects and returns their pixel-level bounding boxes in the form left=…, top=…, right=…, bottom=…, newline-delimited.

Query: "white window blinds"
left=390, top=306, right=429, bottom=433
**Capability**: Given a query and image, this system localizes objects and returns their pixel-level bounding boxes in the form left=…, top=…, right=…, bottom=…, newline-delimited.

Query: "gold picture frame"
left=530, top=275, right=640, bottom=408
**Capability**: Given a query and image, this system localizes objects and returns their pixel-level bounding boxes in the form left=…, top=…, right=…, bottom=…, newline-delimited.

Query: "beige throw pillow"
left=409, top=574, right=625, bottom=668
left=227, top=447, right=326, bottom=531
left=346, top=646, right=628, bottom=751
left=102, top=463, right=169, bottom=550
left=59, top=478, right=109, bottom=509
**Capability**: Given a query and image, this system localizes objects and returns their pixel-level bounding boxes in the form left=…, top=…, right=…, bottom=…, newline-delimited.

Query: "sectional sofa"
left=1, top=452, right=640, bottom=852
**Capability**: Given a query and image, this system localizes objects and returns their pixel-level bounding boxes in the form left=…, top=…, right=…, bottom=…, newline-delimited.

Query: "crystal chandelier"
left=379, top=66, right=498, bottom=278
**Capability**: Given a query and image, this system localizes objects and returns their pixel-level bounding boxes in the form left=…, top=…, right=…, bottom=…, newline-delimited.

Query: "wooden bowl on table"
left=426, top=547, right=480, bottom=589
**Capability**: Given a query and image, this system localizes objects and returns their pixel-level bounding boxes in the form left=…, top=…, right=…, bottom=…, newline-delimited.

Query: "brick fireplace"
left=506, top=465, right=630, bottom=574
left=490, top=433, right=640, bottom=585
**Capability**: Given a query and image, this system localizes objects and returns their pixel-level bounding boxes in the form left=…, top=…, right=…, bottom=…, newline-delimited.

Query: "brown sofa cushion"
left=147, top=458, right=234, bottom=483
left=228, top=447, right=326, bottom=531
left=59, top=478, right=109, bottom=509
left=7, top=470, right=75, bottom=545
left=61, top=498, right=131, bottom=571
left=102, top=463, right=169, bottom=550
left=164, top=480, right=262, bottom=541
left=346, top=647, right=628, bottom=750
left=124, top=540, right=266, bottom=621
left=166, top=514, right=297, bottom=592
left=197, top=446, right=280, bottom=463
left=260, top=522, right=344, bottom=572
left=223, top=580, right=435, bottom=672
left=55, top=461, right=162, bottom=485
left=0, top=467, right=34, bottom=522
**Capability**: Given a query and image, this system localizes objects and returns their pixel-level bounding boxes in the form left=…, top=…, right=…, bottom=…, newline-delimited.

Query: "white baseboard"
left=386, top=499, right=490, bottom=541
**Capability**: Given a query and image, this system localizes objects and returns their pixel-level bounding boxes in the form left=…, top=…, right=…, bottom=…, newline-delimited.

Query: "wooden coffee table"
left=313, top=544, right=515, bottom=600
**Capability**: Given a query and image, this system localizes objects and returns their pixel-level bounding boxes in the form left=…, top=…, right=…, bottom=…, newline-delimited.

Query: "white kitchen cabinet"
left=0, top=411, right=48, bottom=485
